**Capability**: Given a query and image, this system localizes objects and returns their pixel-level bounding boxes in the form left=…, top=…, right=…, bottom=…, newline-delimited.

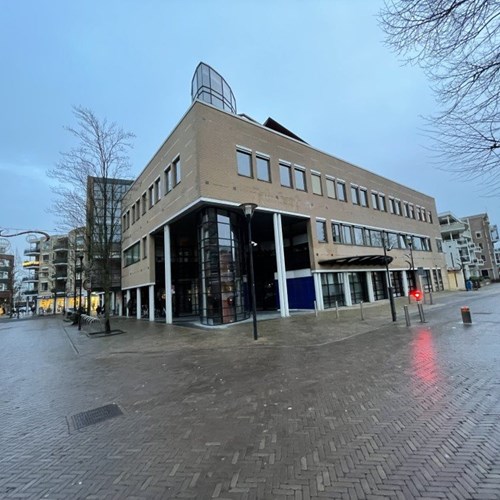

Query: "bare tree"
left=380, top=0, right=500, bottom=190
left=48, top=106, right=134, bottom=333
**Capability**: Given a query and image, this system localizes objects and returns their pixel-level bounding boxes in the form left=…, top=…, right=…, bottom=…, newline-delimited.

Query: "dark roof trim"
left=263, top=117, right=308, bottom=144
left=319, top=255, right=394, bottom=267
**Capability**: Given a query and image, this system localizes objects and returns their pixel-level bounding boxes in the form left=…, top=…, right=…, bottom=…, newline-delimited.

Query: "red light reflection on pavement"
left=412, top=328, right=439, bottom=384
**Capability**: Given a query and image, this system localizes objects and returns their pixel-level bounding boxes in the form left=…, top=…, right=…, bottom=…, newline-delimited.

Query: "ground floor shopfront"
left=122, top=204, right=446, bottom=326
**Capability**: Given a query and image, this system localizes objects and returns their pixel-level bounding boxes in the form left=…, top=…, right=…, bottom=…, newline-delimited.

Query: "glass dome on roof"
left=191, top=62, right=237, bottom=114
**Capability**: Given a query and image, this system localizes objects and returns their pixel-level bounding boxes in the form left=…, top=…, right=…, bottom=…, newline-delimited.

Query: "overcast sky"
left=1, top=0, right=498, bottom=257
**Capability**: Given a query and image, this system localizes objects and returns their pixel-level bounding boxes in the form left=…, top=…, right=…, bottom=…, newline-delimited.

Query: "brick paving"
left=0, top=286, right=499, bottom=499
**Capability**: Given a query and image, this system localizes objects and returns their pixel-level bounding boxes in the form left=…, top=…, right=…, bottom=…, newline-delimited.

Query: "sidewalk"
left=65, top=285, right=498, bottom=356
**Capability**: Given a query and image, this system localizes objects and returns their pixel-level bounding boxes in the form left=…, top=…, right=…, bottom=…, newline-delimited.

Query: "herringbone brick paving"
left=0, top=287, right=499, bottom=499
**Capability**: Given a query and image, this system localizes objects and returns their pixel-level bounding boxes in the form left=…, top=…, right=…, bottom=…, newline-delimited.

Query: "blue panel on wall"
left=286, top=276, right=315, bottom=309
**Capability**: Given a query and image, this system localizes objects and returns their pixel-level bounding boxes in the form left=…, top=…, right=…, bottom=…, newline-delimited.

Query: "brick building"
left=121, top=63, right=447, bottom=326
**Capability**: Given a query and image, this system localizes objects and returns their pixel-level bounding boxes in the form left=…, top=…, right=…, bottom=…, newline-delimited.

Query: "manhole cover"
left=70, top=403, right=123, bottom=430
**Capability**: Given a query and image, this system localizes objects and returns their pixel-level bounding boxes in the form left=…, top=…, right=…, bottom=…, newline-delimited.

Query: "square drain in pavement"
left=70, top=403, right=123, bottom=431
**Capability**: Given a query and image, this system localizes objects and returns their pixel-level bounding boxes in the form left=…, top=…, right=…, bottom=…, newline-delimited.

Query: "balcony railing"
left=440, top=221, right=467, bottom=234
left=24, top=248, right=40, bottom=256
left=22, top=276, right=39, bottom=282
left=53, top=259, right=68, bottom=265
left=22, top=289, right=38, bottom=295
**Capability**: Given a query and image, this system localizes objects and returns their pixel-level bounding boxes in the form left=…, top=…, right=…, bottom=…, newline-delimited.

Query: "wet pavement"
left=1, top=286, right=499, bottom=499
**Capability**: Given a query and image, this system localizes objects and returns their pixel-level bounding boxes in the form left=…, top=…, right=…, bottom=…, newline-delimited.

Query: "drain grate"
left=70, top=403, right=123, bottom=430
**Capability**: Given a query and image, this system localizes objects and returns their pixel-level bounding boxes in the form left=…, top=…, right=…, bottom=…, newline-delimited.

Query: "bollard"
left=417, top=303, right=426, bottom=323
left=429, top=290, right=433, bottom=305
left=404, top=305, right=411, bottom=327
left=314, top=300, right=318, bottom=317
left=335, top=300, right=339, bottom=319
left=461, top=306, right=472, bottom=324
left=360, top=301, right=364, bottom=320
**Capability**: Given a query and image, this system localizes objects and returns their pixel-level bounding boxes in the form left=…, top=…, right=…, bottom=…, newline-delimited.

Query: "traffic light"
left=410, top=289, right=422, bottom=301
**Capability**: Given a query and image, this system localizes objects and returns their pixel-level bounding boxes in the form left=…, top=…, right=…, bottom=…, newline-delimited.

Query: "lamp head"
left=239, top=202, right=258, bottom=219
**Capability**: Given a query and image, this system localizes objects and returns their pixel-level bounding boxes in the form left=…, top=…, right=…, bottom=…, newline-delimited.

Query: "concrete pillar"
left=273, top=213, right=290, bottom=317
left=164, top=224, right=173, bottom=324
left=149, top=284, right=155, bottom=322
left=343, top=272, right=353, bottom=307
left=313, top=272, right=324, bottom=310
left=125, top=289, right=131, bottom=317
left=136, top=287, right=141, bottom=320
left=402, top=271, right=409, bottom=296
left=366, top=271, right=375, bottom=303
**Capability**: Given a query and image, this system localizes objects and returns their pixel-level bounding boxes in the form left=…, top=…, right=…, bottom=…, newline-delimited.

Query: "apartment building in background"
left=121, top=62, right=448, bottom=326
left=463, top=213, right=499, bottom=280
left=0, top=239, right=14, bottom=314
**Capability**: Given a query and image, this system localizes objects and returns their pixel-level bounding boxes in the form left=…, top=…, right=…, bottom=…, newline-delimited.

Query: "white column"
left=366, top=271, right=375, bottom=303
left=273, top=213, right=290, bottom=317
left=164, top=224, right=173, bottom=324
left=110, top=291, right=115, bottom=315
left=125, top=289, right=131, bottom=317
left=313, top=272, right=324, bottom=310
left=343, top=272, right=353, bottom=307
left=136, top=287, right=141, bottom=320
left=402, top=271, right=409, bottom=296
left=149, top=284, right=155, bottom=322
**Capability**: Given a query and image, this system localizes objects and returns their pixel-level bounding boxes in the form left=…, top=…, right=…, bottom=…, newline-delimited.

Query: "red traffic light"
left=410, top=289, right=422, bottom=301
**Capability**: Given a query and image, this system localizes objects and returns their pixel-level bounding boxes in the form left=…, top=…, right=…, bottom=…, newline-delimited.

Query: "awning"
left=319, top=255, right=393, bottom=267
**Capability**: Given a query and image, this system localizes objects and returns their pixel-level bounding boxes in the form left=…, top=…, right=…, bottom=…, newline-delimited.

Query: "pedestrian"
left=96, top=305, right=102, bottom=316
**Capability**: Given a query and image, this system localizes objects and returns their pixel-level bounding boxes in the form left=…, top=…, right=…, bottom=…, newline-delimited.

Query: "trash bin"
left=461, top=306, right=472, bottom=324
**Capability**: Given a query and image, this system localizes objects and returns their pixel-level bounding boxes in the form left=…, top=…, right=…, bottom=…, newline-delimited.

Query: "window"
left=403, top=202, right=409, bottom=218
left=294, top=167, right=306, bottom=191
left=154, top=178, right=161, bottom=203
left=332, top=223, right=341, bottom=243
left=409, top=204, right=415, bottom=219
left=370, top=230, right=383, bottom=247
left=311, top=172, right=322, bottom=195
left=342, top=225, right=353, bottom=244
left=279, top=163, right=292, bottom=187
left=475, top=231, right=482, bottom=238
left=316, top=220, right=327, bottom=243
left=359, top=189, right=368, bottom=207
left=389, top=198, right=396, bottom=214
left=421, top=210, right=427, bottom=222
left=351, top=185, right=360, bottom=205
left=142, top=193, right=147, bottom=215
left=142, top=237, right=147, bottom=259
left=416, top=207, right=421, bottom=220
left=326, top=178, right=336, bottom=199
left=428, top=211, right=433, bottom=224
left=135, top=200, right=140, bottom=221
left=395, top=200, right=401, bottom=216
left=379, top=194, right=386, bottom=212
left=165, top=166, right=172, bottom=193
left=174, top=157, right=181, bottom=185
left=353, top=226, right=365, bottom=245
left=371, top=192, right=379, bottom=210
left=256, top=156, right=271, bottom=182
left=237, top=150, right=252, bottom=177
left=124, top=242, right=140, bottom=267
left=148, top=186, right=154, bottom=208
left=337, top=181, right=346, bottom=201
left=131, top=204, right=136, bottom=224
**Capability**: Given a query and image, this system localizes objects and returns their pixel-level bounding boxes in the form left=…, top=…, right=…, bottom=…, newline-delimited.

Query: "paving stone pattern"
left=0, top=287, right=499, bottom=499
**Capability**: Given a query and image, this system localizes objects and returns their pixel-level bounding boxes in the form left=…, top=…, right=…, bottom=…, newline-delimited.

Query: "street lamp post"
left=239, top=203, right=258, bottom=341
left=78, top=254, right=83, bottom=331
left=382, top=234, right=397, bottom=322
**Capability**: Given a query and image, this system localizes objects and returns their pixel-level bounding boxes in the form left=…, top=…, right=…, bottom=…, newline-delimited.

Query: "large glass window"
left=332, top=223, right=341, bottom=243
left=199, top=208, right=247, bottom=326
left=124, top=242, right=140, bottom=267
left=280, top=163, right=292, bottom=187
left=321, top=273, right=345, bottom=308
left=343, top=225, right=353, bottom=244
left=353, top=226, right=365, bottom=245
left=256, top=156, right=270, bottom=182
left=237, top=150, right=252, bottom=177
left=294, top=167, right=306, bottom=191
